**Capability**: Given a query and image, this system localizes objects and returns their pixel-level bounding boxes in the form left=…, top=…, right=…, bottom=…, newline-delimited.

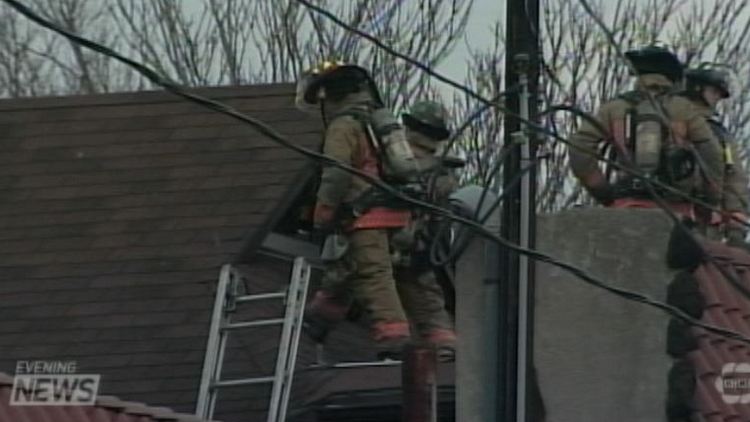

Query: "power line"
left=297, top=3, right=750, bottom=421
left=441, top=86, right=517, bottom=162
left=312, top=0, right=750, bottom=333
left=298, top=0, right=750, bottom=232
left=573, top=0, right=746, bottom=208
left=295, top=0, right=492, bottom=105
left=572, top=0, right=745, bottom=211
left=572, top=0, right=750, bottom=305
left=298, top=0, right=750, bottom=307
left=5, top=0, right=750, bottom=346
left=296, top=0, right=750, bottom=338
left=541, top=103, right=750, bottom=230
left=541, top=90, right=750, bottom=301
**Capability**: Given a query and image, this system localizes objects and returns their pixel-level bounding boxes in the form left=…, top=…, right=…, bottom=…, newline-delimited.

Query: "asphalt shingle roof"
left=0, top=85, right=454, bottom=422
left=0, top=84, right=320, bottom=420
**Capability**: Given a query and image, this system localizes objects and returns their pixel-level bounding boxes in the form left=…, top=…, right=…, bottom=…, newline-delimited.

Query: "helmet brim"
left=302, top=65, right=376, bottom=104
left=402, top=113, right=451, bottom=141
left=625, top=50, right=684, bottom=82
left=685, top=69, right=731, bottom=98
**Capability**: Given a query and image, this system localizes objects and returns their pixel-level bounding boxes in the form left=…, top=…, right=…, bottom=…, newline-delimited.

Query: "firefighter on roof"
left=682, top=66, right=749, bottom=243
left=392, top=100, right=460, bottom=359
left=296, top=61, right=414, bottom=359
left=569, top=46, right=724, bottom=223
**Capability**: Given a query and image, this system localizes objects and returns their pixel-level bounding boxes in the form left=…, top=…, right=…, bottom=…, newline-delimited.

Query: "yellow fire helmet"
left=295, top=60, right=383, bottom=108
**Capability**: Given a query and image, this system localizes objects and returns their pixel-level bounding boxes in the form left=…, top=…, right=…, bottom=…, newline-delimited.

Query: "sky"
left=172, top=0, right=502, bottom=101
left=439, top=0, right=503, bottom=82
left=433, top=0, right=735, bottom=96
left=173, top=0, right=732, bottom=94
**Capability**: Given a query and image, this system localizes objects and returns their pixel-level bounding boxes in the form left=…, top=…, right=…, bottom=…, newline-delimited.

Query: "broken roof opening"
left=253, top=169, right=322, bottom=264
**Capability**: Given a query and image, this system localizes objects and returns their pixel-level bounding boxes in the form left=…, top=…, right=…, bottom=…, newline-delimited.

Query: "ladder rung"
left=235, top=292, right=286, bottom=303
left=213, top=376, right=275, bottom=388
left=309, top=360, right=403, bottom=370
left=198, top=258, right=312, bottom=422
left=223, top=318, right=285, bottom=330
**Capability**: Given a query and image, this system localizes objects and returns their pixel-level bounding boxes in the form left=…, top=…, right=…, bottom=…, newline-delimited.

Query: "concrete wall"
left=455, top=210, right=500, bottom=422
left=534, top=208, right=676, bottom=422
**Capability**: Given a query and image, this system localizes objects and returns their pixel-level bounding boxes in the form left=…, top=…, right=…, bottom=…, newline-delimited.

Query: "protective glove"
left=313, top=203, right=336, bottom=233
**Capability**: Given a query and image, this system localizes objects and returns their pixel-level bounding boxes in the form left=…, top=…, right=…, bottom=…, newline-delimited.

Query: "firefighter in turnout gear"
left=569, top=46, right=724, bottom=222
left=683, top=66, right=749, bottom=242
left=296, top=61, right=413, bottom=359
left=393, top=100, right=459, bottom=358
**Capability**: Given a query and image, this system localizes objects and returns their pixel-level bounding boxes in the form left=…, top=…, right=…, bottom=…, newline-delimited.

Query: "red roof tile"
left=690, top=241, right=750, bottom=421
left=0, top=371, right=212, bottom=422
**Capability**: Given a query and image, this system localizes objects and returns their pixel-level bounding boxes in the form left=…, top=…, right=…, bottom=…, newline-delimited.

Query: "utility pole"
left=500, top=0, right=539, bottom=421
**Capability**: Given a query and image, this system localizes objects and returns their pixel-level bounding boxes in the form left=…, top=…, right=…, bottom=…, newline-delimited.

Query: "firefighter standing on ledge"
left=682, top=66, right=749, bottom=243
left=568, top=46, right=724, bottom=224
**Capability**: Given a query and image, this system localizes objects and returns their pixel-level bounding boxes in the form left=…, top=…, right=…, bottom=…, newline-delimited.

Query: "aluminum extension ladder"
left=196, top=257, right=312, bottom=422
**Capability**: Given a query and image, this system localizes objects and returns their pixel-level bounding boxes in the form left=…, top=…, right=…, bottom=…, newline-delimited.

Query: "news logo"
left=10, top=360, right=100, bottom=406
left=715, top=362, right=750, bottom=404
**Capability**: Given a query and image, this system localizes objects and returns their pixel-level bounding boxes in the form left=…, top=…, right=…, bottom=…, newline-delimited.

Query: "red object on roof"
left=0, top=372, right=214, bottom=422
left=690, top=241, right=750, bottom=421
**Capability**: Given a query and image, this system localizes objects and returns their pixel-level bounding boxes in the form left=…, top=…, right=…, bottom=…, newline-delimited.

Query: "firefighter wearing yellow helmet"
left=297, top=61, right=413, bottom=359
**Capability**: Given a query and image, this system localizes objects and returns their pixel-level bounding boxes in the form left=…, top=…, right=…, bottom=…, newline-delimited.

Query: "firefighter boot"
left=303, top=291, right=350, bottom=344
left=371, top=321, right=411, bottom=360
